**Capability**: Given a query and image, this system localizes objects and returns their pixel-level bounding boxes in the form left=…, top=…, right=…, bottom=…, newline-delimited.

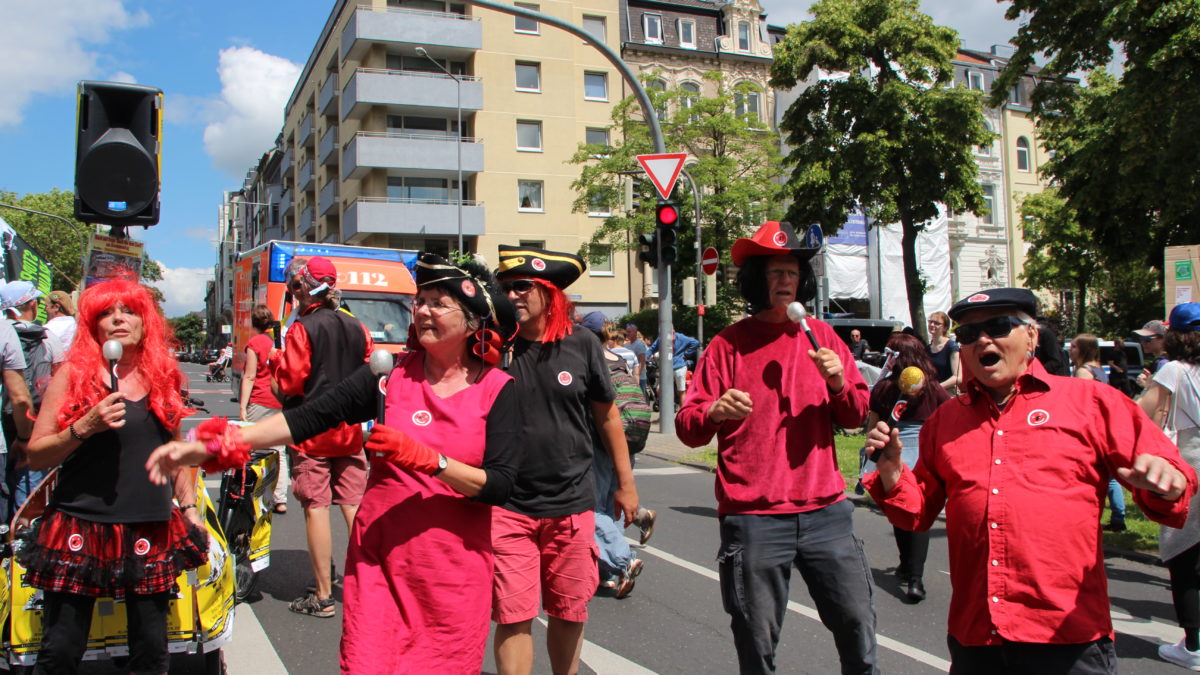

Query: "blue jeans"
left=1106, top=479, right=1125, bottom=525
left=717, top=500, right=879, bottom=675
left=593, top=448, right=635, bottom=582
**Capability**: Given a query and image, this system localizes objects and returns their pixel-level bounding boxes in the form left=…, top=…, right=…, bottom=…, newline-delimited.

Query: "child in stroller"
left=207, top=344, right=233, bottom=382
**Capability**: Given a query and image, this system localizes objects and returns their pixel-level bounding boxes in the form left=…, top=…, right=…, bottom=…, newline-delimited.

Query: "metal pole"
left=679, top=167, right=703, bottom=351
left=461, top=0, right=677, bottom=432
left=0, top=202, right=88, bottom=290
left=416, top=47, right=464, bottom=253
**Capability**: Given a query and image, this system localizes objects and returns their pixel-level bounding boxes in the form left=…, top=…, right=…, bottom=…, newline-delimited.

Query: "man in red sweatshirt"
left=676, top=222, right=876, bottom=674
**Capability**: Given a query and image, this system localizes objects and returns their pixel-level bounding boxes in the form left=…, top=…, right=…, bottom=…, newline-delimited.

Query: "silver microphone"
left=103, top=340, right=123, bottom=391
left=786, top=302, right=820, bottom=351
left=369, top=349, right=393, bottom=423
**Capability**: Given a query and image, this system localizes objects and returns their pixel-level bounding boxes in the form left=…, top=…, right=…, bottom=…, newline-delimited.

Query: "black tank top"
left=51, top=398, right=174, bottom=523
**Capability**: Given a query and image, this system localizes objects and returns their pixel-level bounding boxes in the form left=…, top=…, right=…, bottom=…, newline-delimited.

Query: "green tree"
left=569, top=70, right=786, bottom=319
left=770, top=0, right=992, bottom=338
left=169, top=312, right=206, bottom=349
left=992, top=0, right=1200, bottom=268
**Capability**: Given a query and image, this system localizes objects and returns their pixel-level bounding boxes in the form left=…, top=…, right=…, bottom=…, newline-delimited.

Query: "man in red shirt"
left=865, top=287, right=1196, bottom=674
left=271, top=256, right=373, bottom=618
left=676, top=222, right=876, bottom=674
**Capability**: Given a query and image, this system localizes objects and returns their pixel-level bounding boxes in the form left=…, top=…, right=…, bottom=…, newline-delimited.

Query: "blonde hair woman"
left=926, top=311, right=960, bottom=394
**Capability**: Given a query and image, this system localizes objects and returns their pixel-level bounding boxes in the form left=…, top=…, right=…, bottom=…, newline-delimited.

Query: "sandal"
left=272, top=503, right=287, bottom=514
left=288, top=593, right=335, bottom=618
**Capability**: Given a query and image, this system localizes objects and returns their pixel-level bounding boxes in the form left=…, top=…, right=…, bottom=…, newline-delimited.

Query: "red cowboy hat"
left=731, top=221, right=816, bottom=266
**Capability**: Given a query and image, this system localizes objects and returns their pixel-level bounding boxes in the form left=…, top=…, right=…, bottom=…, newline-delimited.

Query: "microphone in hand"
left=870, top=366, right=925, bottom=462
left=786, top=302, right=820, bottom=351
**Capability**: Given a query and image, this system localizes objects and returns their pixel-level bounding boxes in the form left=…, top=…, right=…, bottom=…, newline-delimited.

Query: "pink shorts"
left=491, top=508, right=598, bottom=624
left=289, top=449, right=368, bottom=509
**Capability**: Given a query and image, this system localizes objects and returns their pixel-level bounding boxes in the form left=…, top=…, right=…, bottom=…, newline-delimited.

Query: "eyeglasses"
left=927, top=319, right=945, bottom=327
left=954, top=316, right=1028, bottom=345
left=501, top=279, right=536, bottom=295
left=413, top=298, right=462, bottom=315
left=1140, top=334, right=1162, bottom=343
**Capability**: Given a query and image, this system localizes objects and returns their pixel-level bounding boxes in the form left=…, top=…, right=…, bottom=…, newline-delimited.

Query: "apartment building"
left=225, top=0, right=630, bottom=315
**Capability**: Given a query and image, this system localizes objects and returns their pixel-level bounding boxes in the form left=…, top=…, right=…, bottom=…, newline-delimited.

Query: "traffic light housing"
left=74, top=81, right=163, bottom=227
left=638, top=233, right=657, bottom=267
left=656, top=201, right=679, bottom=265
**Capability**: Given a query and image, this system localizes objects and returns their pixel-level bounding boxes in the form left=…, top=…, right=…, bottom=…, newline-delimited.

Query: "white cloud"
left=108, top=71, right=138, bottom=84
left=154, top=265, right=212, bottom=318
left=201, top=47, right=301, bottom=179
left=0, top=0, right=149, bottom=127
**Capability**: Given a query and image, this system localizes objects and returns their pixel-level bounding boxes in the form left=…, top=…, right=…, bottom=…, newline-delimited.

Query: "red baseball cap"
left=304, top=256, right=337, bottom=283
left=731, top=221, right=815, bottom=266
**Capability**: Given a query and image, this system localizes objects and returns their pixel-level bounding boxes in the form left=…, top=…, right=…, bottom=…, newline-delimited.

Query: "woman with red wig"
left=861, top=332, right=951, bottom=604
left=19, top=279, right=208, bottom=674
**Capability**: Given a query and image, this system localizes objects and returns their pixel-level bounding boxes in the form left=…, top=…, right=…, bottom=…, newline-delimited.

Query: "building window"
left=681, top=81, right=701, bottom=121
left=585, top=127, right=610, bottom=157
left=982, top=184, right=996, bottom=224
left=584, top=72, right=608, bottom=101
left=515, top=61, right=541, bottom=92
left=1010, top=83, right=1023, bottom=105
left=588, top=192, right=612, bottom=217
left=643, top=13, right=663, bottom=44
left=735, top=88, right=761, bottom=121
left=387, top=115, right=459, bottom=136
left=518, top=180, right=544, bottom=211
left=519, top=239, right=545, bottom=248
left=679, top=19, right=697, bottom=48
left=516, top=120, right=542, bottom=151
left=1016, top=137, right=1031, bottom=172
left=977, top=119, right=993, bottom=156
left=648, top=78, right=667, bottom=119
left=968, top=71, right=984, bottom=91
left=388, top=54, right=465, bottom=75
left=388, top=176, right=462, bottom=202
left=514, top=2, right=538, bottom=33
left=589, top=244, right=614, bottom=273
left=738, top=21, right=751, bottom=51
left=583, top=15, right=606, bottom=44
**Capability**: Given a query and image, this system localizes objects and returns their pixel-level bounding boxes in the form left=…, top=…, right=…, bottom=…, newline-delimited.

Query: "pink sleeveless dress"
left=339, top=353, right=511, bottom=674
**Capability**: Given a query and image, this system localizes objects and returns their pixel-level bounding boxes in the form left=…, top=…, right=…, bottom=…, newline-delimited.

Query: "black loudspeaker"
left=74, top=81, right=162, bottom=227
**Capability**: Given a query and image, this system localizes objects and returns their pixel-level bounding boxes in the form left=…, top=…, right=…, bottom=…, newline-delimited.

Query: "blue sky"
left=0, top=0, right=1014, bottom=317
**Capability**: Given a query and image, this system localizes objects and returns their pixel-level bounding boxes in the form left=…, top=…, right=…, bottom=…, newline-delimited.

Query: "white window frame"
left=643, top=13, right=663, bottom=44
left=977, top=119, right=993, bottom=156
left=585, top=127, right=610, bottom=158
left=584, top=71, right=608, bottom=101
left=514, top=2, right=539, bottom=34
left=968, top=71, right=984, bottom=91
left=589, top=244, right=614, bottom=275
left=583, top=15, right=606, bottom=45
left=982, top=184, right=996, bottom=225
left=516, top=120, right=543, bottom=152
left=587, top=191, right=612, bottom=218
left=738, top=21, right=751, bottom=51
left=735, top=88, right=761, bottom=121
left=518, top=180, right=544, bottom=212
left=1016, top=137, right=1032, bottom=172
left=679, top=19, right=696, bottom=49
left=515, top=61, right=541, bottom=92
left=681, top=81, right=701, bottom=121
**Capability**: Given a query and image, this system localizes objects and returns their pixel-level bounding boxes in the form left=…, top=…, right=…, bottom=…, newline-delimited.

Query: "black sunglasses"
left=501, top=279, right=536, bottom=294
left=954, top=316, right=1027, bottom=345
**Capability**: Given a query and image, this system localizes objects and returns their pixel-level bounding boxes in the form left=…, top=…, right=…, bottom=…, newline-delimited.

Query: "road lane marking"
left=632, top=467, right=698, bottom=476
left=222, top=603, right=289, bottom=674
left=1110, top=607, right=1178, bottom=644
left=534, top=617, right=656, bottom=675
left=632, top=539, right=952, bottom=671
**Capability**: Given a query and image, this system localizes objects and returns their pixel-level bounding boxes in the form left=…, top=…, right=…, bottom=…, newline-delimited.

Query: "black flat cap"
left=948, top=287, right=1039, bottom=322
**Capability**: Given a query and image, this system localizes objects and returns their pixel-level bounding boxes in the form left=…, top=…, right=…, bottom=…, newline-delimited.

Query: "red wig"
left=56, top=280, right=191, bottom=432
left=532, top=278, right=574, bottom=343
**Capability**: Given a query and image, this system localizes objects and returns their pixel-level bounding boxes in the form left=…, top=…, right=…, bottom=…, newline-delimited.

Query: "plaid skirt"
left=17, top=508, right=207, bottom=599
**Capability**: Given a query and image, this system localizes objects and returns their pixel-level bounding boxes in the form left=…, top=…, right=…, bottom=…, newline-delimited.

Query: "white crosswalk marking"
left=222, top=604, right=289, bottom=673
left=534, top=616, right=657, bottom=675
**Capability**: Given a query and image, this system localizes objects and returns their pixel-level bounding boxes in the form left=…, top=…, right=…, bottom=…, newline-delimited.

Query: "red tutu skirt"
left=17, top=508, right=208, bottom=598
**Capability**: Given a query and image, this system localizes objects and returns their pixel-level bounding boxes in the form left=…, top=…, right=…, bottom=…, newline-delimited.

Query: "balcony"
left=341, top=68, right=482, bottom=120
left=280, top=189, right=294, bottom=216
left=319, top=180, right=339, bottom=216
left=319, top=75, right=338, bottom=117
left=319, top=127, right=339, bottom=166
left=299, top=160, right=315, bottom=191
left=299, top=114, right=314, bottom=147
left=341, top=131, right=483, bottom=181
left=298, top=207, right=315, bottom=237
left=280, top=148, right=294, bottom=178
left=340, top=6, right=481, bottom=63
left=343, top=197, right=485, bottom=244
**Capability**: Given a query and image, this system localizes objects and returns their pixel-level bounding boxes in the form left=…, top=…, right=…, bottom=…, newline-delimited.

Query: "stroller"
left=206, top=359, right=230, bottom=383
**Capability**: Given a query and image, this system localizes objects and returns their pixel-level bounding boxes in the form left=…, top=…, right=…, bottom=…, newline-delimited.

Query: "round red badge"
left=772, top=231, right=788, bottom=247
left=134, top=538, right=151, bottom=556
left=1027, top=409, right=1050, bottom=426
left=412, top=410, right=432, bottom=426
left=967, top=293, right=991, bottom=303
left=531, top=258, right=547, bottom=271
left=461, top=279, right=476, bottom=297
left=557, top=371, right=573, bottom=386
left=68, top=534, right=84, bottom=552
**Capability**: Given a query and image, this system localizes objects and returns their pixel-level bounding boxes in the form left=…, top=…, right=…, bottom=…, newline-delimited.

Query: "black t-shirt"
left=502, top=330, right=615, bottom=518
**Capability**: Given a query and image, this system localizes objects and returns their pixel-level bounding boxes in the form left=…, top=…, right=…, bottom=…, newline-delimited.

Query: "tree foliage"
left=169, top=312, right=206, bottom=348
left=993, top=0, right=1200, bottom=268
left=770, top=0, right=991, bottom=338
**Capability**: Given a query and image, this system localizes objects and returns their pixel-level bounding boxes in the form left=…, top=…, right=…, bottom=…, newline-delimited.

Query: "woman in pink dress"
left=148, top=254, right=520, bottom=674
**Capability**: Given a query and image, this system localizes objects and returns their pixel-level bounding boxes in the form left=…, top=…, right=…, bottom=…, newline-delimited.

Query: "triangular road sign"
left=636, top=153, right=688, bottom=200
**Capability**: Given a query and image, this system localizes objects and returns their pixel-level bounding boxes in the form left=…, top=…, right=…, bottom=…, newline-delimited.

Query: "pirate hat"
left=415, top=254, right=518, bottom=343
left=495, top=244, right=586, bottom=289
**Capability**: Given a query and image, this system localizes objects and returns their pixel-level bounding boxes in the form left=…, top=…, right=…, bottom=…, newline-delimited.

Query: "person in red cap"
left=676, top=221, right=877, bottom=674
left=270, top=256, right=374, bottom=618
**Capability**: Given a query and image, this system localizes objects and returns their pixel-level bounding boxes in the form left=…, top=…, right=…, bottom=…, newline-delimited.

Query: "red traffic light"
left=656, top=202, right=679, bottom=226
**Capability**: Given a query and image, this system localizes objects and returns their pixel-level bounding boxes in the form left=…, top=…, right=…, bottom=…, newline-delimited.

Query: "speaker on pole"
left=74, top=81, right=162, bottom=228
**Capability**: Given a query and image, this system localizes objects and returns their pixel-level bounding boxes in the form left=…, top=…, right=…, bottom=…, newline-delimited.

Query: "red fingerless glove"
left=193, top=417, right=251, bottom=473
left=364, top=424, right=440, bottom=475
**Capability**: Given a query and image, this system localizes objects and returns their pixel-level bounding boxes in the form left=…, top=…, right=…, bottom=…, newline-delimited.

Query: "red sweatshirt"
left=676, top=316, right=869, bottom=515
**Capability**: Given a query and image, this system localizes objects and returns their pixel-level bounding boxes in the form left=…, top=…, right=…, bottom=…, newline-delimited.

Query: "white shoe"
left=1160, top=640, right=1200, bottom=670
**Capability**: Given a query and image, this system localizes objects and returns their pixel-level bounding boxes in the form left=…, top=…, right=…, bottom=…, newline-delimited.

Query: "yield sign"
left=636, top=152, right=688, bottom=200
left=701, top=247, right=720, bottom=275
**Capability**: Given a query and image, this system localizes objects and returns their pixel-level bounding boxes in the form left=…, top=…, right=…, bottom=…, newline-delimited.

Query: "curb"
left=647, top=453, right=1166, bottom=568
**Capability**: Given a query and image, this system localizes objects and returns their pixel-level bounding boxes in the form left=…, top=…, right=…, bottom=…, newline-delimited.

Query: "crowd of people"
left=1, top=222, right=1198, bottom=674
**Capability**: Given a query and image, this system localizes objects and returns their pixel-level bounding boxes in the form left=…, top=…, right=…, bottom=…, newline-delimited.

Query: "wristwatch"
left=432, top=454, right=448, bottom=476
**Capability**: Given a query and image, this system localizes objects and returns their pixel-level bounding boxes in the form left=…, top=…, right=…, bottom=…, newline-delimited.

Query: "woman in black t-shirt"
left=21, top=280, right=206, bottom=674
left=926, top=310, right=960, bottom=395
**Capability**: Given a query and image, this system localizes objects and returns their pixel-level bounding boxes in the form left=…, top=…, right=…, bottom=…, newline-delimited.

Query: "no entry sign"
left=701, top=247, right=719, bottom=275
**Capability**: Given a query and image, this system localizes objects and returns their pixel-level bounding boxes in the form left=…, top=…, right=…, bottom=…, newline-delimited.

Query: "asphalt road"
left=71, top=362, right=1195, bottom=672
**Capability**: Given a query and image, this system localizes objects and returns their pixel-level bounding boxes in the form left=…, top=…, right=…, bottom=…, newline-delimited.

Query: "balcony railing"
left=341, top=68, right=483, bottom=120
left=342, top=130, right=483, bottom=180
left=341, top=5, right=481, bottom=63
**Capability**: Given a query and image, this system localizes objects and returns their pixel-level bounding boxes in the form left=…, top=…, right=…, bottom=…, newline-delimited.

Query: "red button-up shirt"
left=864, top=359, right=1196, bottom=646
